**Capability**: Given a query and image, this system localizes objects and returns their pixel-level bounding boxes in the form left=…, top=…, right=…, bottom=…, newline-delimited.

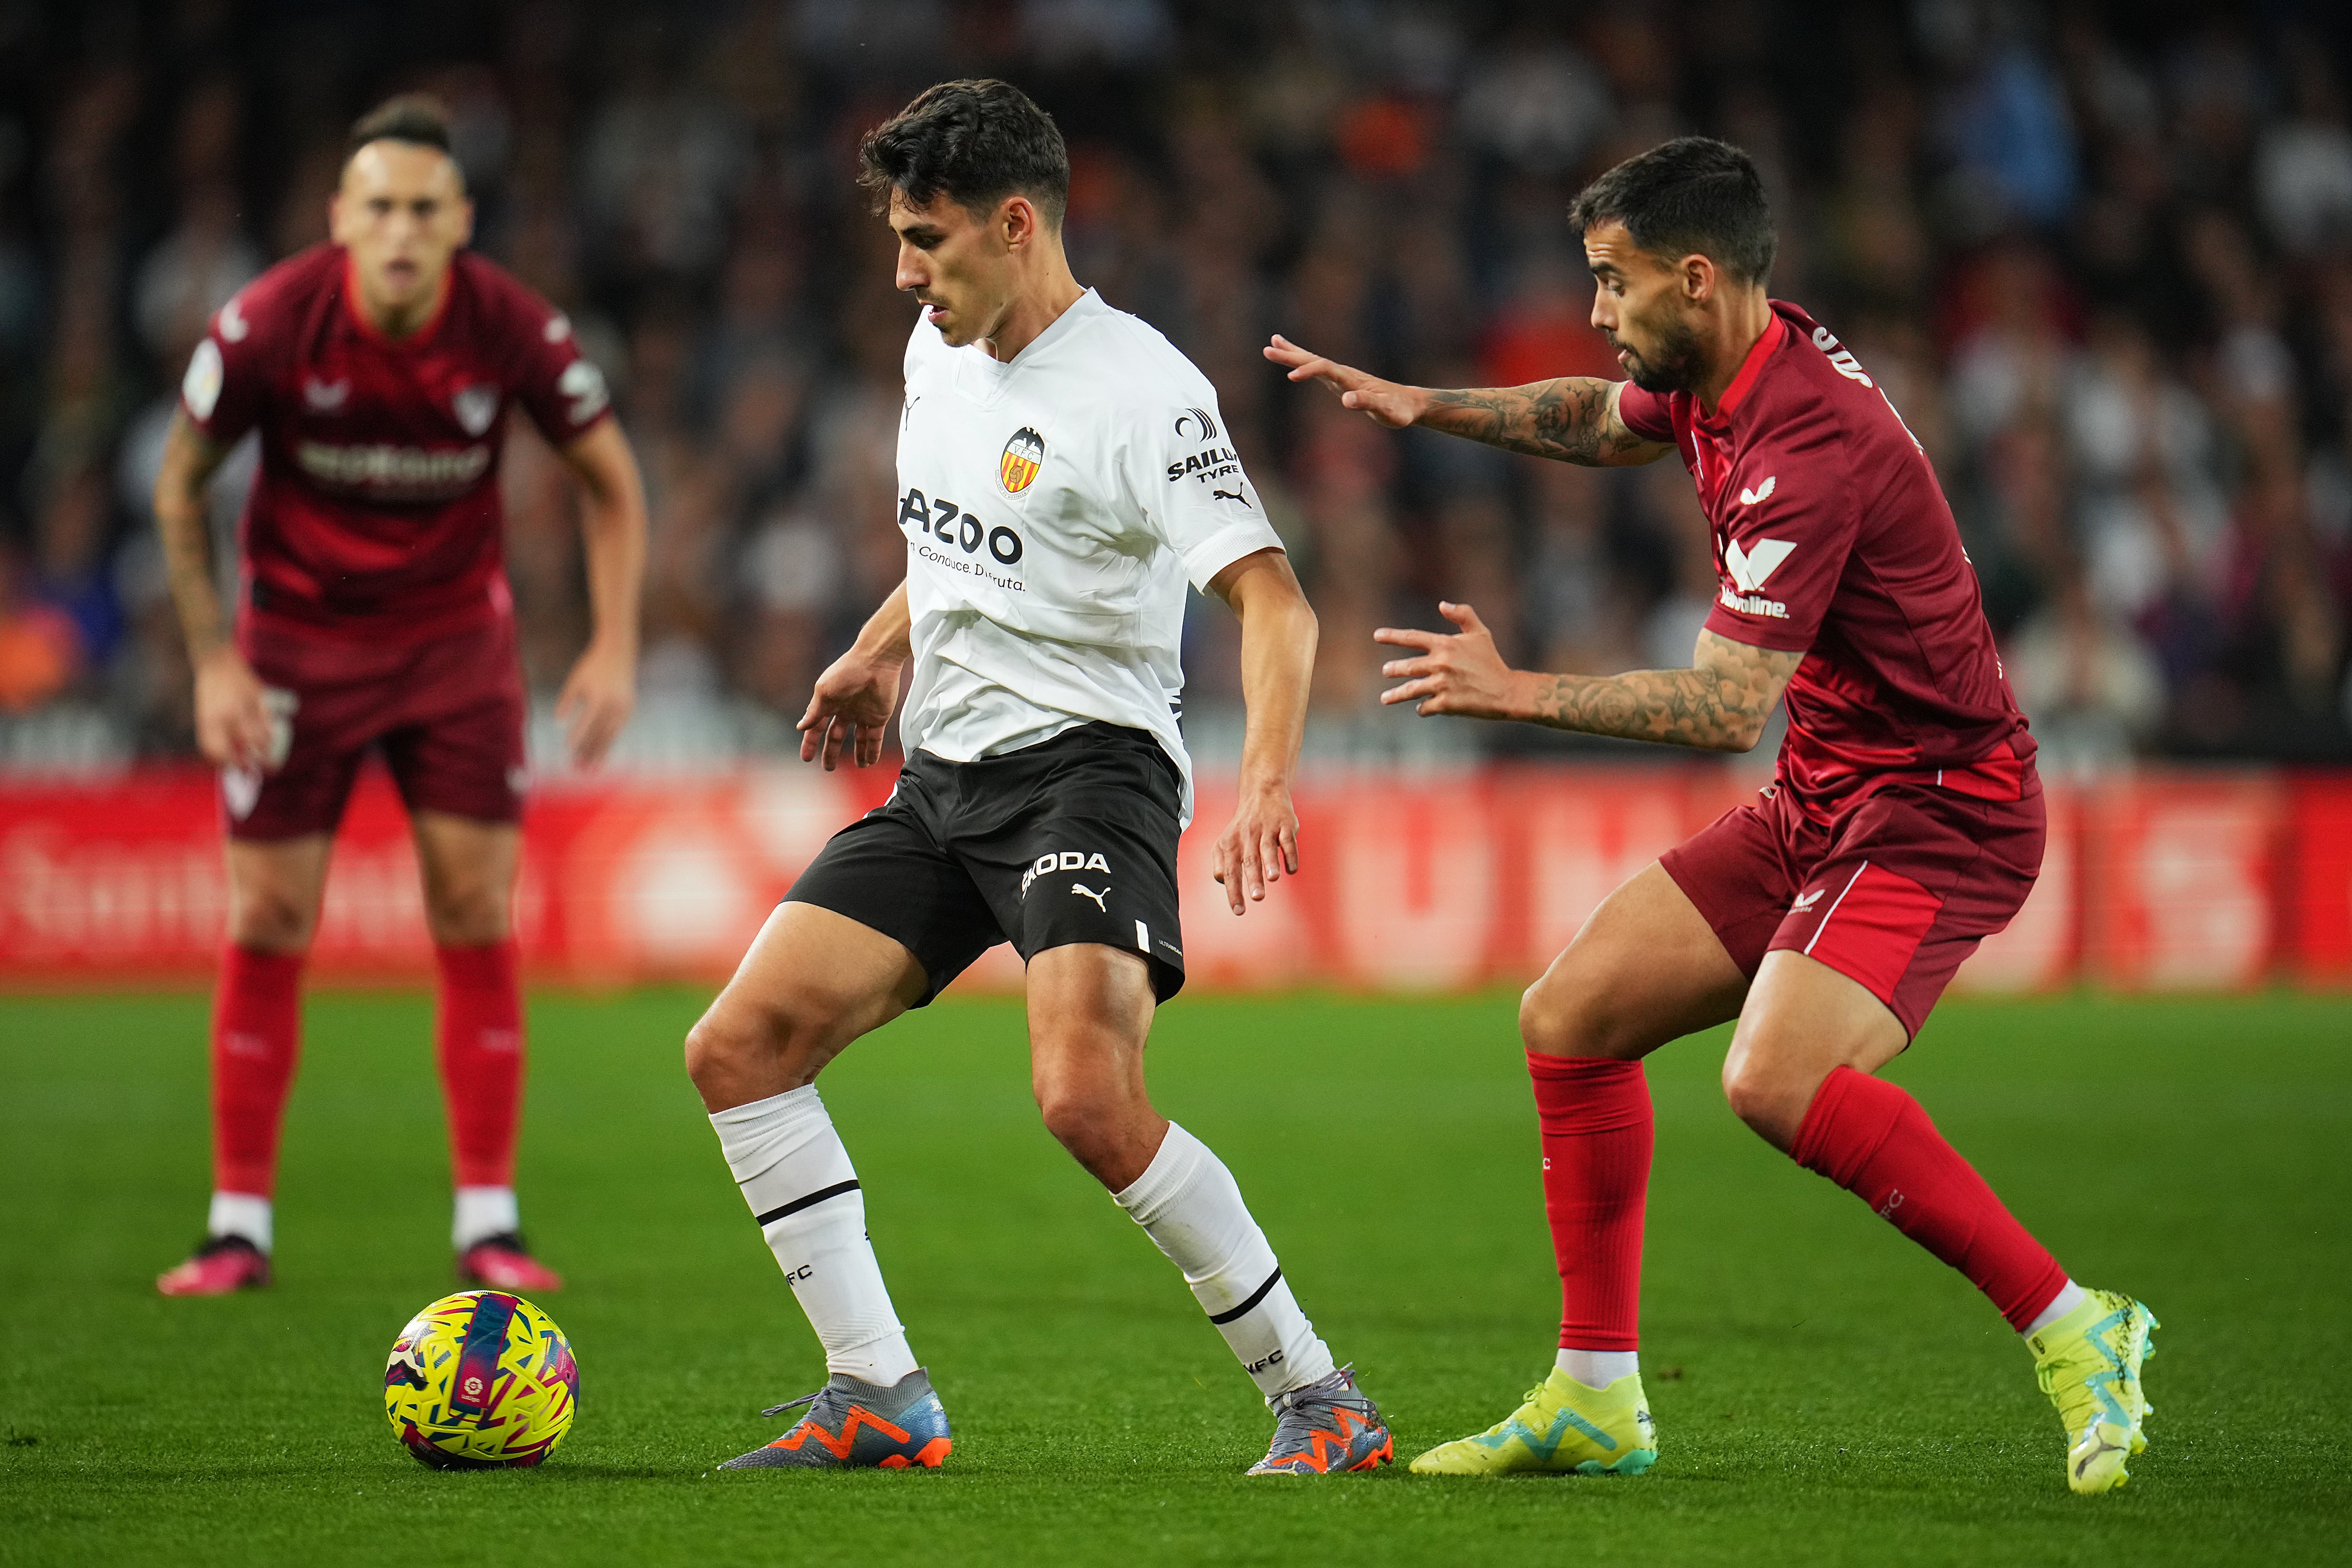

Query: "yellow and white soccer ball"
left=384, top=1290, right=577, bottom=1468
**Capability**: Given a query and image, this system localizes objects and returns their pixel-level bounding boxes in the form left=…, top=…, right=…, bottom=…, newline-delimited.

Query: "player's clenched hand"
left=1262, top=335, right=1425, bottom=429
left=1375, top=602, right=1531, bottom=719
left=798, top=646, right=904, bottom=771
left=556, top=638, right=637, bottom=768
left=1211, top=779, right=1300, bottom=916
left=193, top=645, right=276, bottom=770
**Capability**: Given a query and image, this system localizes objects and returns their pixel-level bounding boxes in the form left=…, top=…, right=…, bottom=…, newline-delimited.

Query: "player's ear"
left=456, top=194, right=476, bottom=249
left=999, top=194, right=1033, bottom=253
left=1681, top=253, right=1714, bottom=304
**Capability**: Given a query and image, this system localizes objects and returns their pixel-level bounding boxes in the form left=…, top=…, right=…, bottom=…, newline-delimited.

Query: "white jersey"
left=893, top=289, right=1281, bottom=827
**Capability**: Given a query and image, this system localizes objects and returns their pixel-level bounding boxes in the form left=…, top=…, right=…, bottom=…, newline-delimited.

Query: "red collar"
left=342, top=251, right=452, bottom=350
left=1697, top=313, right=1785, bottom=429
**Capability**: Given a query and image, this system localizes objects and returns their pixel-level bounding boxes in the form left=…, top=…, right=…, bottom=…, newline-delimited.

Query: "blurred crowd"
left=4, top=0, right=2352, bottom=771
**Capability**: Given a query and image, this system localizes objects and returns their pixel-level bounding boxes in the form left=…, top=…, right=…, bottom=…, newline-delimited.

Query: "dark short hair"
left=347, top=93, right=454, bottom=163
left=858, top=79, right=1069, bottom=227
left=1568, top=136, right=1775, bottom=286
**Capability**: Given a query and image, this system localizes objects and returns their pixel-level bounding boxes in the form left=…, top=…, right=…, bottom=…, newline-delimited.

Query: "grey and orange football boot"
left=718, top=1368, right=953, bottom=1470
left=1248, top=1365, right=1393, bottom=1475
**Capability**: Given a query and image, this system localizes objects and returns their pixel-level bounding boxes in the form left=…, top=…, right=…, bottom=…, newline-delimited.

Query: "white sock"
left=2023, top=1279, right=2087, bottom=1338
left=1556, top=1347, right=1640, bottom=1390
left=710, top=1085, right=918, bottom=1386
left=1112, top=1122, right=1337, bottom=1402
left=453, top=1186, right=519, bottom=1250
left=207, top=1191, right=272, bottom=1253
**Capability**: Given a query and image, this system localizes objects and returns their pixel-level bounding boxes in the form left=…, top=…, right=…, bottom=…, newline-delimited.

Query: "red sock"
left=211, top=945, right=305, bottom=1196
left=1526, top=1052, right=1652, bottom=1352
left=1792, top=1066, right=2067, bottom=1330
left=434, top=940, right=525, bottom=1189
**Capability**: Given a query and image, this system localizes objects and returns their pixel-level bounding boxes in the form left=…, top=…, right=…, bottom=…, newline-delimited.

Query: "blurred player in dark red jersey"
left=152, top=96, right=647, bottom=1297
left=1270, top=139, right=2156, bottom=1496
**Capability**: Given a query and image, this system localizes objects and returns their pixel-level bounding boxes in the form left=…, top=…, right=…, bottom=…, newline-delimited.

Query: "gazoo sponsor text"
left=898, top=486, right=1025, bottom=565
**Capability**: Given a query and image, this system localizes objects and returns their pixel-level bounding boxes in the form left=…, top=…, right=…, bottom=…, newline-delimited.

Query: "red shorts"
left=223, top=611, right=527, bottom=841
left=1660, top=778, right=2044, bottom=1038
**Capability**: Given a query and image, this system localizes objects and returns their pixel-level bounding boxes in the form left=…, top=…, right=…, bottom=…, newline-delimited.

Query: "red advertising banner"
left=2, top=764, right=2344, bottom=991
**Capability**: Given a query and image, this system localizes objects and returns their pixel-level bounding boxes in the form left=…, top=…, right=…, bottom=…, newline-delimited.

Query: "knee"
left=684, top=1004, right=805, bottom=1099
left=1719, top=1047, right=1813, bottom=1147
left=1520, top=976, right=1634, bottom=1059
left=1719, top=1054, right=1773, bottom=1130
left=229, top=885, right=317, bottom=954
left=424, top=881, right=510, bottom=947
left=1033, top=1077, right=1110, bottom=1157
left=1032, top=1066, right=1130, bottom=1168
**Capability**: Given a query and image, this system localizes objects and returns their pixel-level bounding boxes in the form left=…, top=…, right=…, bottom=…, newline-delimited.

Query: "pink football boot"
left=458, top=1233, right=565, bottom=1293
left=157, top=1235, right=271, bottom=1296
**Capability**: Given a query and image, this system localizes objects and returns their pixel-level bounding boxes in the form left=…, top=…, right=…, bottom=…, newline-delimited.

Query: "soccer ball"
left=383, top=1290, right=577, bottom=1468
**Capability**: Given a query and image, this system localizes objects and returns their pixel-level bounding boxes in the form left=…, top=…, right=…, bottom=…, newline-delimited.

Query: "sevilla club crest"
left=1000, top=427, right=1044, bottom=494
left=453, top=385, right=500, bottom=437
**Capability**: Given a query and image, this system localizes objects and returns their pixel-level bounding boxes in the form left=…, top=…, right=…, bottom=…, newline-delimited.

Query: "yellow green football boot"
left=1409, top=1368, right=1657, bottom=1476
left=2028, top=1288, right=2159, bottom=1495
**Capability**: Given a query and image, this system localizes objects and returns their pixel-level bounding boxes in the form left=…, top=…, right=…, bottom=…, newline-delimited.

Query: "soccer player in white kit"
left=685, top=80, right=1393, bottom=1477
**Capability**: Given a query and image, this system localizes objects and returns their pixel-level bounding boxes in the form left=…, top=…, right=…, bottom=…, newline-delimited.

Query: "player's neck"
left=978, top=257, right=1086, bottom=364
left=1694, top=290, right=1776, bottom=416
left=351, top=264, right=452, bottom=342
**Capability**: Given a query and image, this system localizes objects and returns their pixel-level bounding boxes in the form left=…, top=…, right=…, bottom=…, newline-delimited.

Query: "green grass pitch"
left=3, top=987, right=2348, bottom=1566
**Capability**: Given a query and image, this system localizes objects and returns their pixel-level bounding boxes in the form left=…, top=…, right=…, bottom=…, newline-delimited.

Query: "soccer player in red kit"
left=1268, top=138, right=2156, bottom=1495
left=151, top=97, right=648, bottom=1297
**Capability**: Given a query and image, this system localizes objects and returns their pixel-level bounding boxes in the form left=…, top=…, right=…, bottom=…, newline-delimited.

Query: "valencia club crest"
left=1000, top=427, right=1044, bottom=494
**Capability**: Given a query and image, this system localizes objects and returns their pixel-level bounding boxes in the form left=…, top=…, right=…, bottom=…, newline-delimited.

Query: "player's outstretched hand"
left=1211, top=779, right=1301, bottom=916
left=193, top=645, right=276, bottom=771
left=1375, top=602, right=1528, bottom=720
left=1263, top=334, right=1424, bottom=429
left=798, top=646, right=903, bottom=771
left=556, top=638, right=637, bottom=768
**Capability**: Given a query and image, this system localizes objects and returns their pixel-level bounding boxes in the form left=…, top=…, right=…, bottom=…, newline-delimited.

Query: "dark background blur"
left=4, top=0, right=2352, bottom=773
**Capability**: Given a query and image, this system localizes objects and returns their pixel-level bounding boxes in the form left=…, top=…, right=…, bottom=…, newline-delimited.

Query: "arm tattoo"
left=1420, top=376, right=1655, bottom=465
left=1526, top=632, right=1802, bottom=750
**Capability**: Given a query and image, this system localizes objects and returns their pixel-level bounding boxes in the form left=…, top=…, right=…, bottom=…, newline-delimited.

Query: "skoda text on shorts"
left=683, top=79, right=1391, bottom=1478
left=1266, top=135, right=2154, bottom=1495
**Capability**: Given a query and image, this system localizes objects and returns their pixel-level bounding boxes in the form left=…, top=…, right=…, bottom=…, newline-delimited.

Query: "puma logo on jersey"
left=1212, top=487, right=1249, bottom=506
left=1724, top=538, right=1797, bottom=593
left=1790, top=887, right=1824, bottom=913
left=1071, top=883, right=1110, bottom=911
left=1738, top=475, right=1776, bottom=505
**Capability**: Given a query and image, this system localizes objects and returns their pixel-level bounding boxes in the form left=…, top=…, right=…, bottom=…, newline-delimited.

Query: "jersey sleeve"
left=179, top=290, right=269, bottom=447
left=1615, top=381, right=1675, bottom=443
left=502, top=286, right=612, bottom=446
left=1702, top=415, right=1856, bottom=654
left=1131, top=398, right=1285, bottom=592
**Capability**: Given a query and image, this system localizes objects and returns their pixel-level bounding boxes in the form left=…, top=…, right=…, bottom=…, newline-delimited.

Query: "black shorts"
left=786, top=722, right=1187, bottom=1005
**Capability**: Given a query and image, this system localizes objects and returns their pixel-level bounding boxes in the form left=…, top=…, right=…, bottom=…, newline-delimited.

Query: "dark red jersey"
left=179, top=244, right=611, bottom=642
left=1617, top=301, right=2035, bottom=819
